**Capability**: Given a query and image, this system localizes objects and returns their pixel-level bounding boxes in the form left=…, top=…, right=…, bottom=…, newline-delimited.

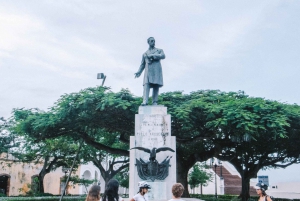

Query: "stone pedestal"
left=129, top=105, right=176, bottom=201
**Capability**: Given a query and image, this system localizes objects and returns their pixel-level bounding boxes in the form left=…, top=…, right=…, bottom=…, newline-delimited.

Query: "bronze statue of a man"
left=135, top=37, right=165, bottom=106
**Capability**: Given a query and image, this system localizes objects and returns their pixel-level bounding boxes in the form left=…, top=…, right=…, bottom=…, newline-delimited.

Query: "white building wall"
left=222, top=162, right=240, bottom=177
left=264, top=182, right=300, bottom=199
left=189, top=160, right=300, bottom=199
left=79, top=162, right=102, bottom=194
left=188, top=161, right=241, bottom=195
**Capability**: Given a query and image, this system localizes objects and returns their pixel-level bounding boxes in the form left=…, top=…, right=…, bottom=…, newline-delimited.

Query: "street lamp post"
left=218, top=159, right=225, bottom=195
left=218, top=159, right=223, bottom=179
left=62, top=167, right=70, bottom=195
left=97, top=73, right=107, bottom=86
left=212, top=158, right=218, bottom=199
left=64, top=171, right=67, bottom=195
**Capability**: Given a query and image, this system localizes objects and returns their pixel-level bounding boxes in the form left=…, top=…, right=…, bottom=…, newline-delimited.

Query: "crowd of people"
left=86, top=179, right=270, bottom=201
left=85, top=180, right=184, bottom=201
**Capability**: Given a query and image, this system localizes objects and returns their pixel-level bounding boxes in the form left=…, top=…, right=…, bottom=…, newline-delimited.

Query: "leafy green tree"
left=188, top=163, right=212, bottom=194
left=114, top=167, right=129, bottom=193
left=9, top=87, right=300, bottom=199
left=10, top=113, right=82, bottom=194
left=0, top=117, right=21, bottom=172
left=207, top=97, right=300, bottom=201
left=0, top=117, right=19, bottom=155
left=10, top=88, right=216, bottom=196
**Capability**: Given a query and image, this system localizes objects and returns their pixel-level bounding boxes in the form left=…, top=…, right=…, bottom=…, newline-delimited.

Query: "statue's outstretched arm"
left=135, top=54, right=146, bottom=78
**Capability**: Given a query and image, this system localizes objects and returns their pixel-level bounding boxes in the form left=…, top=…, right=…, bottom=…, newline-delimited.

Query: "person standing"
left=129, top=181, right=151, bottom=201
left=135, top=37, right=165, bottom=106
left=255, top=183, right=272, bottom=201
left=168, top=183, right=185, bottom=201
left=85, top=185, right=101, bottom=201
left=101, top=179, right=124, bottom=201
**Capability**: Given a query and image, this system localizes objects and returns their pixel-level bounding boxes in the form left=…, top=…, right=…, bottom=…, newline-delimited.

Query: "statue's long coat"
left=137, top=48, right=165, bottom=87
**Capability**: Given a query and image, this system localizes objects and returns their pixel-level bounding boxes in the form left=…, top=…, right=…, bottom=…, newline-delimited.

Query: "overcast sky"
left=1, top=1, right=300, bottom=183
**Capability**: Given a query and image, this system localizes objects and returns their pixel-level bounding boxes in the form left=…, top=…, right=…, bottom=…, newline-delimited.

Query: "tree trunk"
left=239, top=173, right=250, bottom=201
left=177, top=160, right=190, bottom=198
left=104, top=172, right=114, bottom=189
left=201, top=184, right=203, bottom=195
left=38, top=170, right=47, bottom=193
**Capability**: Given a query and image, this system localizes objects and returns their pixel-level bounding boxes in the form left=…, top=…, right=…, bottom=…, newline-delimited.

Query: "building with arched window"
left=0, top=154, right=105, bottom=196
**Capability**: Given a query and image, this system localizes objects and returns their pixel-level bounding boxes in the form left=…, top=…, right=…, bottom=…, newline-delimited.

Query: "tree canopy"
left=0, top=117, right=19, bottom=155
left=7, top=86, right=300, bottom=199
left=208, top=96, right=300, bottom=200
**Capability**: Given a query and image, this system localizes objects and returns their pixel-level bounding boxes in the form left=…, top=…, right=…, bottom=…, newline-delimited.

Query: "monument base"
left=129, top=105, right=176, bottom=201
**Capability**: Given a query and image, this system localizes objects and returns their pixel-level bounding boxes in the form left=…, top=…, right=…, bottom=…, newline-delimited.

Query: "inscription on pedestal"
left=135, top=114, right=170, bottom=148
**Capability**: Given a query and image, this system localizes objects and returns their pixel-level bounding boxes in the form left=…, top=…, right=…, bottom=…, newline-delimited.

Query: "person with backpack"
left=129, top=181, right=151, bottom=201
left=255, top=183, right=273, bottom=201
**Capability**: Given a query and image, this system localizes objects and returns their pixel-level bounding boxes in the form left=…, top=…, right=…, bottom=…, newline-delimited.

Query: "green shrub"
left=37, top=193, right=54, bottom=197
left=0, top=192, right=7, bottom=197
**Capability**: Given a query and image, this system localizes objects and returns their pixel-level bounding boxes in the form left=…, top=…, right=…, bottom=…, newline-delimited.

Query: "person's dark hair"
left=85, top=185, right=101, bottom=201
left=138, top=187, right=146, bottom=193
left=147, top=37, right=155, bottom=43
left=102, top=179, right=119, bottom=201
left=256, top=183, right=267, bottom=196
left=172, top=183, right=184, bottom=198
left=137, top=182, right=151, bottom=194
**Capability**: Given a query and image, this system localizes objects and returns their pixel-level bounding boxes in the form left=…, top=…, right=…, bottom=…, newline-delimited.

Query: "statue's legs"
left=152, top=85, right=159, bottom=105
left=142, top=84, right=150, bottom=105
left=142, top=84, right=159, bottom=105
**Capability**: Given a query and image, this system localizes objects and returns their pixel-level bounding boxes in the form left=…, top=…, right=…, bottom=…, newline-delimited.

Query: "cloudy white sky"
left=1, top=1, right=300, bottom=183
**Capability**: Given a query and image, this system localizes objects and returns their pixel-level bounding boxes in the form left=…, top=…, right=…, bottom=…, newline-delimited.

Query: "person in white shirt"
left=130, top=181, right=151, bottom=201
left=168, top=183, right=185, bottom=201
left=101, top=179, right=124, bottom=201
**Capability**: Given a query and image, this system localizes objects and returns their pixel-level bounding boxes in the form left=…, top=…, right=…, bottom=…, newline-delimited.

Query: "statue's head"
left=147, top=37, right=155, bottom=47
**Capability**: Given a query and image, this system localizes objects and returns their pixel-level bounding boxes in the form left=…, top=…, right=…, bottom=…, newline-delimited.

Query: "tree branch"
left=79, top=132, right=129, bottom=156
